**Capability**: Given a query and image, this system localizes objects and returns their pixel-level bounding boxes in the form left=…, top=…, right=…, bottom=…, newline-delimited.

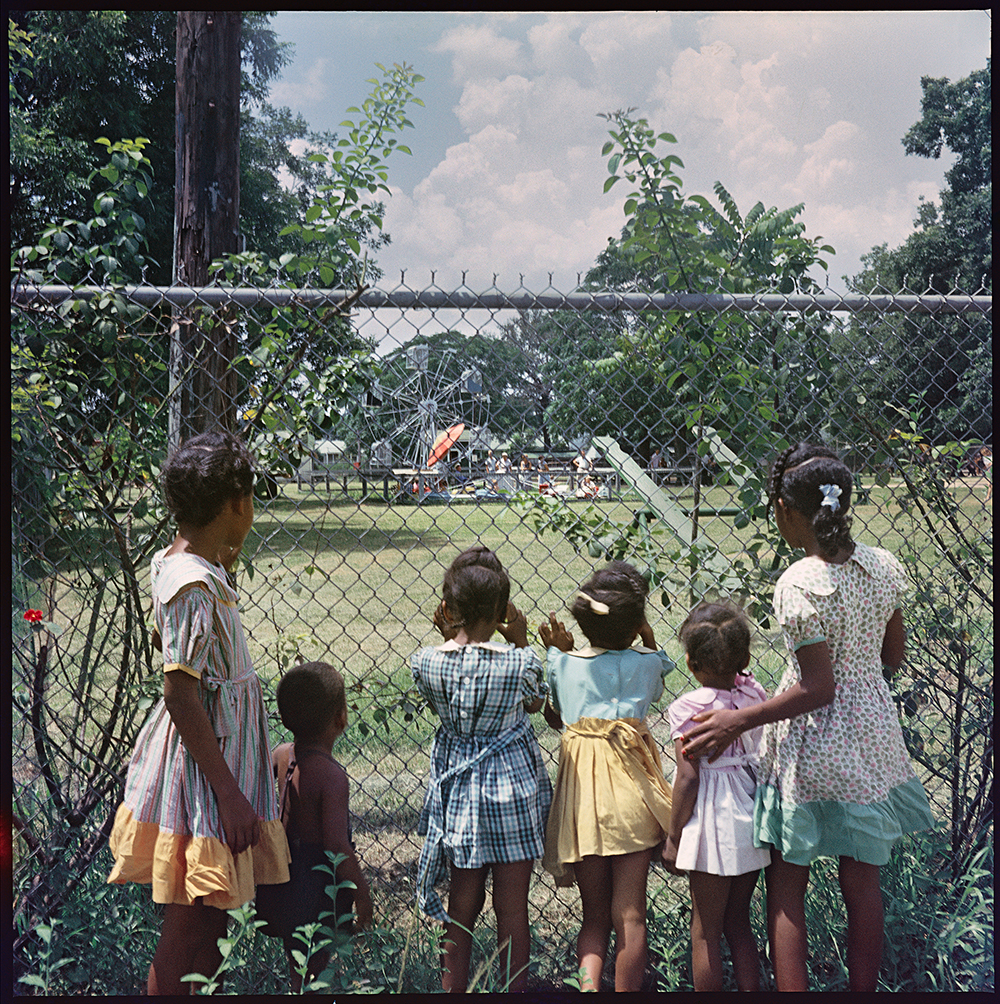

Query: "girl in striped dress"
left=412, top=546, right=551, bottom=993
left=107, top=431, right=289, bottom=995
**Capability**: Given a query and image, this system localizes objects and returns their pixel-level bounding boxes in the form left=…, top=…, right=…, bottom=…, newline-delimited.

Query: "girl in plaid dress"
left=541, top=562, right=674, bottom=991
left=107, top=432, right=289, bottom=994
left=412, top=546, right=551, bottom=993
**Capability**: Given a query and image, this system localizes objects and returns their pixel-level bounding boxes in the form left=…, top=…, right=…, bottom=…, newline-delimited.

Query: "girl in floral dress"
left=107, top=431, right=289, bottom=994
left=681, top=443, right=933, bottom=991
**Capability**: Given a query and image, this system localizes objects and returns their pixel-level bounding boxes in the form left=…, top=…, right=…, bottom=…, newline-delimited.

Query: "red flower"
left=24, top=610, right=44, bottom=623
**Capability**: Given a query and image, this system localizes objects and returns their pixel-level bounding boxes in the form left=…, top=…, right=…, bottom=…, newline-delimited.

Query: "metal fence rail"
left=11, top=277, right=992, bottom=990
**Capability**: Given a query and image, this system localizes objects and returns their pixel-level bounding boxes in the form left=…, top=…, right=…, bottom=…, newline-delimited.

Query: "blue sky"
left=267, top=11, right=990, bottom=293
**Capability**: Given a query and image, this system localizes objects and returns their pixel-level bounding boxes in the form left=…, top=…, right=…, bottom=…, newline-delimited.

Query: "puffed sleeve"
left=774, top=580, right=826, bottom=651
left=159, top=584, right=213, bottom=679
left=668, top=691, right=707, bottom=740
left=880, top=548, right=911, bottom=609
left=520, top=647, right=548, bottom=703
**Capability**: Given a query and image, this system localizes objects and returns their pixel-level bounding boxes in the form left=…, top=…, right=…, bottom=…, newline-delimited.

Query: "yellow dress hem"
left=107, top=804, right=290, bottom=909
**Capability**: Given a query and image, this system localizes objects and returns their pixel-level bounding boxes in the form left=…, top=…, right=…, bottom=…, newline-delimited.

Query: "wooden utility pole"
left=169, top=11, right=242, bottom=445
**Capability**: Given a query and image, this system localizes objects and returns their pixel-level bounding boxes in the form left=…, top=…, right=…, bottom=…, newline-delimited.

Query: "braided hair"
left=678, top=602, right=751, bottom=679
left=570, top=561, right=648, bottom=650
left=442, top=545, right=511, bottom=628
left=767, top=442, right=854, bottom=559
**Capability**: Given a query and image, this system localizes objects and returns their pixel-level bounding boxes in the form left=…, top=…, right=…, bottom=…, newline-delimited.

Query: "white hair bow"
left=819, top=483, right=842, bottom=512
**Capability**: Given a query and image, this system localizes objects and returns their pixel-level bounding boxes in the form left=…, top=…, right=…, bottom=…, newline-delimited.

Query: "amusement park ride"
left=367, top=344, right=491, bottom=495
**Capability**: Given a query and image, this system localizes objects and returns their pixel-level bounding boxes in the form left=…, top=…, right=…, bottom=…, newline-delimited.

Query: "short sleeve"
left=520, top=648, right=548, bottom=704
left=668, top=691, right=710, bottom=740
left=774, top=581, right=826, bottom=651
left=160, top=584, right=213, bottom=679
left=881, top=549, right=911, bottom=609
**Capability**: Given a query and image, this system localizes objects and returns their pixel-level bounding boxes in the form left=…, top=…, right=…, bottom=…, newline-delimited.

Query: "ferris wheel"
left=365, top=344, right=492, bottom=472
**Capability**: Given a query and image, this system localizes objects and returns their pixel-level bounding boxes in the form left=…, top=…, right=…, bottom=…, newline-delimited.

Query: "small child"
left=261, top=661, right=373, bottom=993
left=412, top=545, right=551, bottom=993
left=664, top=602, right=770, bottom=992
left=541, top=561, right=673, bottom=992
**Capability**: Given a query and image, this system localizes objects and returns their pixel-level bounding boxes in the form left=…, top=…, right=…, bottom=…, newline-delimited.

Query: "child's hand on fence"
left=638, top=617, right=656, bottom=651
left=432, top=602, right=459, bottom=641
left=540, top=613, right=574, bottom=653
left=497, top=604, right=529, bottom=647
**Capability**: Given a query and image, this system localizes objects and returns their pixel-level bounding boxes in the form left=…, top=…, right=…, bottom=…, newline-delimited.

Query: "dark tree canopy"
left=8, top=11, right=363, bottom=284
left=849, top=61, right=991, bottom=442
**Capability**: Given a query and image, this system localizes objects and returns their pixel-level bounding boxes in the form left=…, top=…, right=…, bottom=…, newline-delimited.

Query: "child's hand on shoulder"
left=539, top=613, right=574, bottom=652
left=496, top=603, right=529, bottom=647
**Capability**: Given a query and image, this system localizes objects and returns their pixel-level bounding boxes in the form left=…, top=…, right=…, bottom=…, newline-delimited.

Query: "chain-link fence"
left=11, top=277, right=992, bottom=989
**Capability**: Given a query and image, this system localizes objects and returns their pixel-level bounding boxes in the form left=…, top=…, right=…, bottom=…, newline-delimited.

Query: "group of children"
left=107, top=431, right=934, bottom=994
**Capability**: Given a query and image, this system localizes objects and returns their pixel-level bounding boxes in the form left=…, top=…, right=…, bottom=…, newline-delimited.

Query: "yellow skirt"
left=543, top=717, right=672, bottom=886
left=107, top=804, right=290, bottom=909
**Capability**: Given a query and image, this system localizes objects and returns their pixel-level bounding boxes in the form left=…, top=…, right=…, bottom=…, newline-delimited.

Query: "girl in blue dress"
left=541, top=561, right=674, bottom=991
left=411, top=545, right=551, bottom=993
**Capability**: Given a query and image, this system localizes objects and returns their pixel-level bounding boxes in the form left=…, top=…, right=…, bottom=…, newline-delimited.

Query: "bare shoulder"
left=299, top=753, right=349, bottom=803
left=273, top=742, right=293, bottom=777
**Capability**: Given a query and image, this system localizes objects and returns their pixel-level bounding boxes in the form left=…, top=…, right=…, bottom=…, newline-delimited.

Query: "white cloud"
left=268, top=57, right=328, bottom=107
left=432, top=23, right=527, bottom=82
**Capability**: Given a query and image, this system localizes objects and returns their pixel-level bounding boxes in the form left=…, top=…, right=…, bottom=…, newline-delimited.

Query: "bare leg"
left=148, top=901, right=227, bottom=995
left=573, top=856, right=612, bottom=991
left=442, top=865, right=487, bottom=993
left=609, top=851, right=650, bottom=991
left=490, top=859, right=534, bottom=992
left=688, top=871, right=730, bottom=991
left=765, top=851, right=810, bottom=991
left=724, top=870, right=761, bottom=991
left=838, top=856, right=883, bottom=991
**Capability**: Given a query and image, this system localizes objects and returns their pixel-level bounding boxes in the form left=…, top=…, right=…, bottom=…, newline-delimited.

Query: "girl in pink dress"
left=664, top=601, right=770, bottom=991
left=681, top=443, right=933, bottom=991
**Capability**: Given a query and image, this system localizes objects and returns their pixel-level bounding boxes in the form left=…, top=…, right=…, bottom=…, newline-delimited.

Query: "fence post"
left=169, top=11, right=242, bottom=447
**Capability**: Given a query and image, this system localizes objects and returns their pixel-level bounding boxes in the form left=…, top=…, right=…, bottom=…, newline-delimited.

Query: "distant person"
left=572, top=447, right=591, bottom=474
left=259, top=662, right=373, bottom=992
left=537, top=457, right=551, bottom=494
left=649, top=447, right=662, bottom=485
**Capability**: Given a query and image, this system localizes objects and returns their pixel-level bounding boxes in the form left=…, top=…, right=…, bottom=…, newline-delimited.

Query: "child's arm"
left=637, top=617, right=656, bottom=651
left=881, top=609, right=905, bottom=671
left=163, top=670, right=261, bottom=854
left=322, top=767, right=374, bottom=930
left=681, top=641, right=835, bottom=762
left=662, top=738, right=699, bottom=874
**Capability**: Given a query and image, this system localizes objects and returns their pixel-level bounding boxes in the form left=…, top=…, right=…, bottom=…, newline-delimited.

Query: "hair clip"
left=819, top=483, right=842, bottom=512
left=577, top=591, right=609, bottom=614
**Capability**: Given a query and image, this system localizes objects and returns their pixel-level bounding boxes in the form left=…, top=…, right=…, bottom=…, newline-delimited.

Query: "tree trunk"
left=169, top=11, right=242, bottom=446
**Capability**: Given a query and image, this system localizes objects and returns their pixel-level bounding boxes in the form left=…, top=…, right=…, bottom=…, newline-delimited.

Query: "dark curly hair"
left=570, top=561, right=648, bottom=650
left=767, top=442, right=854, bottom=559
left=277, top=661, right=347, bottom=741
left=162, top=430, right=255, bottom=527
left=442, top=545, right=511, bottom=628
left=678, top=601, right=751, bottom=678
